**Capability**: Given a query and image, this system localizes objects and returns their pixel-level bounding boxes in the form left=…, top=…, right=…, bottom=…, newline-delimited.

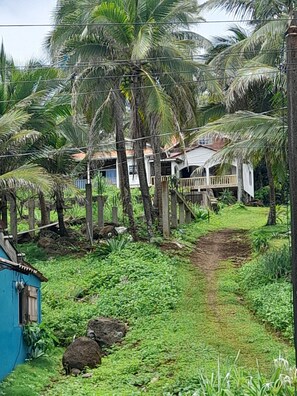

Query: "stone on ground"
left=62, top=336, right=101, bottom=374
left=87, top=317, right=127, bottom=348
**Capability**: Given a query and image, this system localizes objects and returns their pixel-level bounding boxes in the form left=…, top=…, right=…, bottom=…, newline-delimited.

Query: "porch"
left=150, top=175, right=238, bottom=190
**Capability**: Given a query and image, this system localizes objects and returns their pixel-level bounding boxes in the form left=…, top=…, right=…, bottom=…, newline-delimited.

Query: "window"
left=198, top=136, right=213, bottom=145
left=249, top=170, right=252, bottom=186
left=129, top=165, right=138, bottom=175
left=19, top=285, right=38, bottom=325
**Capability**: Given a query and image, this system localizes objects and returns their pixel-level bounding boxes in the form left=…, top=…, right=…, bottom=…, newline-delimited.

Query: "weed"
left=219, top=189, right=236, bottom=205
left=23, top=323, right=57, bottom=359
left=251, top=231, right=270, bottom=252
left=95, top=234, right=131, bottom=258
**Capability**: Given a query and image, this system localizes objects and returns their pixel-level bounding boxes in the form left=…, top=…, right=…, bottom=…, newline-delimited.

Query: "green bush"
left=248, top=282, right=293, bottom=338
left=35, top=243, right=180, bottom=345
left=164, top=357, right=296, bottom=395
left=239, top=245, right=293, bottom=338
left=95, top=234, right=131, bottom=258
left=218, top=189, right=236, bottom=205
left=23, top=323, right=57, bottom=359
left=240, top=245, right=291, bottom=288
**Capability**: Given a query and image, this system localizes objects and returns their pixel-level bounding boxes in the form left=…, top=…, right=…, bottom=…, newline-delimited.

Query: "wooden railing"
left=151, top=175, right=237, bottom=189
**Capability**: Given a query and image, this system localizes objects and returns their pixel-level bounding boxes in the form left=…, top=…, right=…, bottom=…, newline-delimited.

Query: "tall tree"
left=49, top=0, right=216, bottom=237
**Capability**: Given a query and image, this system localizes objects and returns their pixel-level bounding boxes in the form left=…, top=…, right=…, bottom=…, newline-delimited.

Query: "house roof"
left=0, top=257, right=47, bottom=282
left=0, top=230, right=47, bottom=282
left=168, top=145, right=217, bottom=159
left=73, top=148, right=154, bottom=162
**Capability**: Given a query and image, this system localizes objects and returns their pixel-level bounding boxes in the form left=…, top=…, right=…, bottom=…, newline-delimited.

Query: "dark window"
left=129, top=165, right=138, bottom=175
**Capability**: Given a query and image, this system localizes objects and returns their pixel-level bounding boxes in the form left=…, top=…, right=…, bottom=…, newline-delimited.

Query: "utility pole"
left=287, top=11, right=297, bottom=369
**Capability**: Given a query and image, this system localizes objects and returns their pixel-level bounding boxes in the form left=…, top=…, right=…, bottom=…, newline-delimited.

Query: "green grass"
left=1, top=205, right=295, bottom=395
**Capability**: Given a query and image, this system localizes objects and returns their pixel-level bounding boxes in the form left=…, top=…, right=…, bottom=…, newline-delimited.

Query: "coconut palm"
left=194, top=110, right=287, bottom=224
left=48, top=0, right=219, bottom=237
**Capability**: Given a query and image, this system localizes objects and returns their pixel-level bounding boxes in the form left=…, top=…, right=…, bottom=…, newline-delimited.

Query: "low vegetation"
left=1, top=206, right=295, bottom=395
left=239, top=245, right=293, bottom=340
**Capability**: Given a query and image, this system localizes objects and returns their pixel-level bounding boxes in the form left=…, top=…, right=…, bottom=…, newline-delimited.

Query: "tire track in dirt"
left=191, top=229, right=250, bottom=313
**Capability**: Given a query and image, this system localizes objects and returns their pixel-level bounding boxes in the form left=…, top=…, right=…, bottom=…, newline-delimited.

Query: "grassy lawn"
left=0, top=205, right=294, bottom=395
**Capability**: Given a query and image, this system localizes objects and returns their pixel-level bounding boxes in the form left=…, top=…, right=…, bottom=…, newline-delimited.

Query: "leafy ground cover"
left=1, top=205, right=295, bottom=395
left=239, top=245, right=293, bottom=340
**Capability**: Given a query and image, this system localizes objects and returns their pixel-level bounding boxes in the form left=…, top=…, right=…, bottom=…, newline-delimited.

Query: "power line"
left=0, top=107, right=286, bottom=160
left=0, top=18, right=290, bottom=28
left=0, top=61, right=283, bottom=86
left=0, top=69, right=283, bottom=105
left=1, top=48, right=288, bottom=71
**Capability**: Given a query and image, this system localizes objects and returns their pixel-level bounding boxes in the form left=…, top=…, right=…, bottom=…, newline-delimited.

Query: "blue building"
left=0, top=230, right=47, bottom=381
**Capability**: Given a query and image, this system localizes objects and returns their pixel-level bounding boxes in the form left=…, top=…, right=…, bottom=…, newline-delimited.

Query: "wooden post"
left=86, top=183, right=93, bottom=244
left=286, top=12, right=297, bottom=367
left=97, top=195, right=104, bottom=228
left=162, top=180, right=170, bottom=238
left=9, top=195, right=17, bottom=242
left=179, top=202, right=185, bottom=225
left=186, top=209, right=191, bottom=224
left=112, top=206, right=119, bottom=225
left=28, top=199, right=35, bottom=238
left=171, top=190, right=177, bottom=228
left=46, top=204, right=51, bottom=224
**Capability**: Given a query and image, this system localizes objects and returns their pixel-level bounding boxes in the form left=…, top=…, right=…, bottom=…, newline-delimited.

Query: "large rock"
left=87, top=317, right=127, bottom=348
left=62, top=336, right=101, bottom=374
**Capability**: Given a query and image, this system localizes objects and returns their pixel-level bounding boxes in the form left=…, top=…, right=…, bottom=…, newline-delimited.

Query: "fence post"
left=9, top=194, right=17, bottom=242
left=112, top=206, right=119, bottom=225
left=28, top=199, right=35, bottom=237
left=186, top=209, right=191, bottom=224
left=171, top=190, right=177, bottom=228
left=162, top=180, right=170, bottom=238
left=97, top=195, right=104, bottom=228
left=86, top=183, right=93, bottom=244
left=179, top=202, right=185, bottom=225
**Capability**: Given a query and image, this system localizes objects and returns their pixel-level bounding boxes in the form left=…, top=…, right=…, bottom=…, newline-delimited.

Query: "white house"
left=73, top=141, right=254, bottom=199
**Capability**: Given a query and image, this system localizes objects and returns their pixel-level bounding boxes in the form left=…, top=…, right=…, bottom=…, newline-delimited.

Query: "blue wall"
left=0, top=247, right=41, bottom=381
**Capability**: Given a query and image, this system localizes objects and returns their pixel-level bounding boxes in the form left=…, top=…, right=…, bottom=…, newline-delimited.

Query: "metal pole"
left=286, top=11, right=297, bottom=369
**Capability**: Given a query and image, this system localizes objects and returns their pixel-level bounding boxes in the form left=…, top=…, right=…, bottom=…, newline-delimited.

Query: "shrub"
left=35, top=243, right=180, bottom=345
left=23, top=323, right=57, bottom=359
left=218, top=189, right=236, bottom=205
left=164, top=357, right=296, bottom=395
left=239, top=245, right=292, bottom=338
left=95, top=234, right=131, bottom=258
left=251, top=231, right=270, bottom=253
left=240, top=245, right=291, bottom=288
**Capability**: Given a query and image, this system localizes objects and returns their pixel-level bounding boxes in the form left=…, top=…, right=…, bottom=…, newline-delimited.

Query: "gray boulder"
left=87, top=317, right=127, bottom=348
left=62, top=336, right=101, bottom=374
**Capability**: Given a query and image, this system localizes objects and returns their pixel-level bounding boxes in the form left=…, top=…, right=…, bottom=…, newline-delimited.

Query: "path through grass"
left=1, top=206, right=294, bottom=395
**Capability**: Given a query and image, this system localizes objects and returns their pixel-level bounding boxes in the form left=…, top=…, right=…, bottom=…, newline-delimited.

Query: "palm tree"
left=48, top=0, right=217, bottom=238
left=194, top=110, right=287, bottom=224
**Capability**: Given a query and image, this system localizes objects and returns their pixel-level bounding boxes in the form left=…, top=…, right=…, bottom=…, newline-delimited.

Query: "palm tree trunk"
left=38, top=191, right=50, bottom=226
left=55, top=188, right=68, bottom=236
left=113, top=92, right=137, bottom=240
left=265, top=155, right=276, bottom=225
left=0, top=193, right=8, bottom=228
left=150, top=115, right=162, bottom=223
left=131, top=69, right=154, bottom=238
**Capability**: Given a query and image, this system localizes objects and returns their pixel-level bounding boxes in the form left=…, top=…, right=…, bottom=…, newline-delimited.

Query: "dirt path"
left=192, top=229, right=250, bottom=311
left=190, top=229, right=291, bottom=369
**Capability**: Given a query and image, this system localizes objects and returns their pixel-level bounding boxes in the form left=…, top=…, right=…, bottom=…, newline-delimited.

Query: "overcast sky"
left=0, top=0, right=235, bottom=64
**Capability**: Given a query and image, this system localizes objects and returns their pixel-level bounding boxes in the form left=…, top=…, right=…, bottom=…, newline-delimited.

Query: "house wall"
left=125, top=157, right=151, bottom=187
left=176, top=147, right=220, bottom=172
left=0, top=248, right=41, bottom=381
left=243, top=163, right=254, bottom=198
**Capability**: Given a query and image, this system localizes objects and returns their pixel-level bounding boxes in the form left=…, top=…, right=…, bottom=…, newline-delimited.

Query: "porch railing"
left=150, top=175, right=237, bottom=189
